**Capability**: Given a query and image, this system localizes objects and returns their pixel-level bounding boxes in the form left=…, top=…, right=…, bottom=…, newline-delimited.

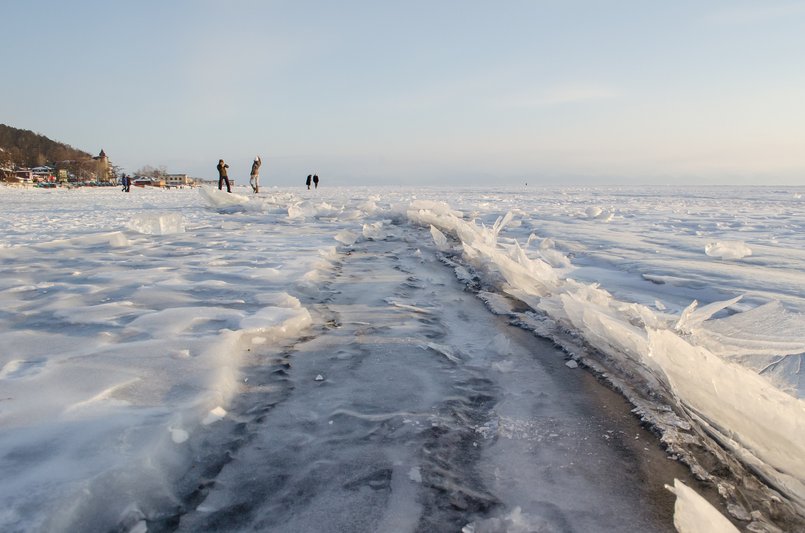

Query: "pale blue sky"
left=3, top=0, right=805, bottom=185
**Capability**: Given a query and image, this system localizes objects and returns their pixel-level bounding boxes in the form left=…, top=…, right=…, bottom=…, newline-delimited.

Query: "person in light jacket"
left=217, top=159, right=231, bottom=193
left=250, top=156, right=262, bottom=193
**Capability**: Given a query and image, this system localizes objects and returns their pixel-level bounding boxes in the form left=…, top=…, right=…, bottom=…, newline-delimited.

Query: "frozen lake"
left=1, top=185, right=803, bottom=532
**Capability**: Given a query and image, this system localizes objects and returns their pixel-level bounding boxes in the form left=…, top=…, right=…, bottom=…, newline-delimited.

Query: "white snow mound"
left=705, top=241, right=752, bottom=260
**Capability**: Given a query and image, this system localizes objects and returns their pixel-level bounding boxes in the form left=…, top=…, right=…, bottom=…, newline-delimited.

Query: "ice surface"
left=462, top=506, right=554, bottom=533
left=666, top=479, right=739, bottom=533
left=0, top=186, right=332, bottom=531
left=1, top=184, right=804, bottom=530
left=430, top=225, right=451, bottom=251
left=649, top=329, right=805, bottom=505
left=129, top=212, right=185, bottom=235
left=201, top=406, right=227, bottom=425
left=405, top=185, right=805, bottom=523
left=705, top=240, right=752, bottom=260
left=674, top=296, right=743, bottom=335
left=335, top=229, right=359, bottom=245
left=584, top=206, right=614, bottom=222
left=197, top=187, right=250, bottom=211
left=176, top=224, right=694, bottom=533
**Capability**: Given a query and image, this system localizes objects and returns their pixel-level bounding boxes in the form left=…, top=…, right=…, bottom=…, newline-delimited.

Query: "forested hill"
left=0, top=124, right=92, bottom=167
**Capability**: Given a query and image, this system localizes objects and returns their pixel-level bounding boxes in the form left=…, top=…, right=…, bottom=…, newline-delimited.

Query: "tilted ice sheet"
left=666, top=479, right=739, bottom=533
left=406, top=185, right=805, bottom=518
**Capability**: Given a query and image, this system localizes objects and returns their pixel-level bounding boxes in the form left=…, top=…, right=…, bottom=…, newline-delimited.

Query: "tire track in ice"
left=169, top=224, right=720, bottom=532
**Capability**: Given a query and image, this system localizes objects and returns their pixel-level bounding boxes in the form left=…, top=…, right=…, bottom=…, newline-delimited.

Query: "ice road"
left=176, top=219, right=703, bottom=532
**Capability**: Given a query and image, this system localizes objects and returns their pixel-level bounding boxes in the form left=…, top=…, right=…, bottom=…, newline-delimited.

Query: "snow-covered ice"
left=1, top=184, right=803, bottom=532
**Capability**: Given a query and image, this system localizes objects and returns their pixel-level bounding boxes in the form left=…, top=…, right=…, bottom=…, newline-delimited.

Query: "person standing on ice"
left=217, top=159, right=231, bottom=193
left=306, top=174, right=312, bottom=189
left=249, top=156, right=262, bottom=193
left=313, top=173, right=319, bottom=189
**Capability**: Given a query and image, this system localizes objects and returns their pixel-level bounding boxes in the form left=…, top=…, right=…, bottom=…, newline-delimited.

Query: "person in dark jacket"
left=217, top=159, right=231, bottom=193
left=306, top=174, right=312, bottom=189
left=249, top=156, right=262, bottom=193
left=313, top=174, right=319, bottom=189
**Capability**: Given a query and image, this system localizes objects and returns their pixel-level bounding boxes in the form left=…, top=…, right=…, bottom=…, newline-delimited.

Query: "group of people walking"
left=119, top=159, right=323, bottom=194
left=216, top=157, right=263, bottom=193
left=216, top=157, right=321, bottom=193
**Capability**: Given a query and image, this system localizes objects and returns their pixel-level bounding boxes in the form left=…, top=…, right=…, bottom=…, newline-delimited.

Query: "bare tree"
left=134, top=165, right=168, bottom=180
left=109, top=164, right=123, bottom=182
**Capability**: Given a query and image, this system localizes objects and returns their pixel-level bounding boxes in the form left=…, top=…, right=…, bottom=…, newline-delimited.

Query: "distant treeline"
left=0, top=123, right=92, bottom=167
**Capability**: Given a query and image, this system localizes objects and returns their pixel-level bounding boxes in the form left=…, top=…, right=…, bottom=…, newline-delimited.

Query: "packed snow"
left=1, top=184, right=803, bottom=532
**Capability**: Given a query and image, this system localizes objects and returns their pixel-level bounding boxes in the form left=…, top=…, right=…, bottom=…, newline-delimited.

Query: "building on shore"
left=92, top=149, right=110, bottom=183
left=165, top=173, right=194, bottom=187
left=132, top=176, right=165, bottom=188
left=1, top=148, right=115, bottom=186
